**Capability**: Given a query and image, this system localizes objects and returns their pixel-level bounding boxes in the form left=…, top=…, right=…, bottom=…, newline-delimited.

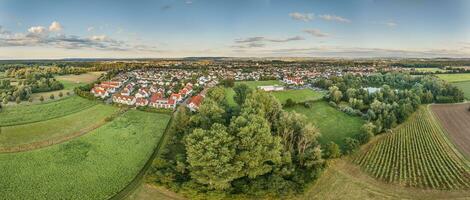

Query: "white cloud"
left=385, top=21, right=397, bottom=27
left=289, top=12, right=314, bottom=22
left=90, top=35, right=110, bottom=42
left=87, top=26, right=95, bottom=32
left=233, top=36, right=305, bottom=48
left=319, top=14, right=351, bottom=23
left=303, top=29, right=329, bottom=37
left=28, top=26, right=47, bottom=35
left=185, top=0, right=193, bottom=4
left=49, top=21, right=63, bottom=32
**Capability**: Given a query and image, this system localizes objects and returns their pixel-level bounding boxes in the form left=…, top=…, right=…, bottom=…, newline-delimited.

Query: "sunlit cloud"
left=303, top=29, right=329, bottom=37
left=289, top=12, right=314, bottom=22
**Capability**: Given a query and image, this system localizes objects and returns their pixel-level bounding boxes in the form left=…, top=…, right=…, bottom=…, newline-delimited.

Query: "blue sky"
left=0, top=0, right=469, bottom=59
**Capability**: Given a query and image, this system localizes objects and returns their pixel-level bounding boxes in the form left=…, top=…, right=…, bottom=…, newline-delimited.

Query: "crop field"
left=0, top=104, right=118, bottom=151
left=0, top=110, right=171, bottom=199
left=353, top=107, right=470, bottom=190
left=0, top=96, right=96, bottom=126
left=285, top=101, right=364, bottom=148
left=431, top=103, right=470, bottom=158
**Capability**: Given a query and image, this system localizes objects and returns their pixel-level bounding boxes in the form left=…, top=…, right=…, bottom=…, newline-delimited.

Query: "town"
left=89, top=64, right=379, bottom=111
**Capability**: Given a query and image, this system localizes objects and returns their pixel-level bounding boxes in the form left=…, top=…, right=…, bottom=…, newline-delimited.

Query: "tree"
left=172, top=106, right=191, bottom=137
left=233, top=84, right=252, bottom=106
left=324, top=142, right=341, bottom=159
left=229, top=114, right=283, bottom=178
left=284, top=98, right=296, bottom=107
left=190, top=99, right=225, bottom=130
left=328, top=86, right=343, bottom=103
left=357, top=122, right=376, bottom=144
left=185, top=123, right=243, bottom=190
left=242, top=90, right=282, bottom=128
left=39, top=96, right=44, bottom=102
left=343, top=137, right=359, bottom=154
left=206, top=86, right=227, bottom=106
left=221, top=78, right=235, bottom=88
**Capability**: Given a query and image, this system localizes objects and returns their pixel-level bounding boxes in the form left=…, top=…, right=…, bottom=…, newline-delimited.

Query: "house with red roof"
left=149, top=93, right=177, bottom=109
left=135, top=97, right=149, bottom=107
left=187, top=95, right=204, bottom=111
left=282, top=77, right=304, bottom=85
left=112, top=94, right=136, bottom=105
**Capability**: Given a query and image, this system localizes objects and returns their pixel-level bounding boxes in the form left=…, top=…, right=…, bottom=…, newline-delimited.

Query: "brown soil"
left=430, top=103, right=470, bottom=158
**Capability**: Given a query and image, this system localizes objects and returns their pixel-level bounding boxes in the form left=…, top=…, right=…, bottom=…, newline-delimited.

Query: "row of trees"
left=149, top=85, right=325, bottom=198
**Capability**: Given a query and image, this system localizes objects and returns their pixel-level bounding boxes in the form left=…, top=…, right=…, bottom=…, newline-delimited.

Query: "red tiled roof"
left=189, top=95, right=203, bottom=107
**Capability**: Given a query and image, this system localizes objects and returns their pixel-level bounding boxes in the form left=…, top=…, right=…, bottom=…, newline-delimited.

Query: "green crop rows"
left=354, top=107, right=470, bottom=190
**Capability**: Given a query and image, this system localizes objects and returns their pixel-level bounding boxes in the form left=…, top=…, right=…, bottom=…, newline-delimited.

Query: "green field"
left=452, top=81, right=470, bottom=99
left=436, top=73, right=470, bottom=100
left=414, top=68, right=447, bottom=73
left=437, top=73, right=470, bottom=83
left=0, top=110, right=171, bottom=199
left=225, top=80, right=324, bottom=105
left=0, top=104, right=118, bottom=149
left=0, top=96, right=96, bottom=126
left=354, top=107, right=470, bottom=190
left=286, top=101, right=364, bottom=148
left=271, top=89, right=324, bottom=104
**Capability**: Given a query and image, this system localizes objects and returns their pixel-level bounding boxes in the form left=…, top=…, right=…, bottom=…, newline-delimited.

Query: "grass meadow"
left=285, top=101, right=364, bottom=149
left=0, top=96, right=96, bottom=126
left=0, top=110, right=171, bottom=199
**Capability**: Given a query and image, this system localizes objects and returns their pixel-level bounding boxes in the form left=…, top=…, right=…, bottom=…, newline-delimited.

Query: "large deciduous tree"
left=185, top=123, right=243, bottom=190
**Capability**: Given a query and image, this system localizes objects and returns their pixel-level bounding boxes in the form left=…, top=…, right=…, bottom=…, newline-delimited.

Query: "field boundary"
left=0, top=98, right=97, bottom=127
left=109, top=112, right=174, bottom=200
left=0, top=109, right=124, bottom=153
left=427, top=104, right=470, bottom=163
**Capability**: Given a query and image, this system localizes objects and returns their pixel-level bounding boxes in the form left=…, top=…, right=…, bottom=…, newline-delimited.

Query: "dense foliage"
left=1, top=69, right=64, bottom=102
left=314, top=73, right=464, bottom=136
left=149, top=86, right=325, bottom=199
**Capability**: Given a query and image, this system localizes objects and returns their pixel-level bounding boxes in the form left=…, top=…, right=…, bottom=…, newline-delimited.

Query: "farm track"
left=430, top=103, right=470, bottom=158
left=0, top=110, right=125, bottom=153
left=353, top=106, right=470, bottom=190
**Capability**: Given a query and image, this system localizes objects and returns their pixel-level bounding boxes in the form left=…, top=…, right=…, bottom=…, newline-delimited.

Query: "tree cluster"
left=149, top=85, right=325, bottom=199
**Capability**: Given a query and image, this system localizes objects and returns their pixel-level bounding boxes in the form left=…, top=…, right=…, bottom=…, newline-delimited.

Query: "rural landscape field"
left=1, top=0, right=470, bottom=199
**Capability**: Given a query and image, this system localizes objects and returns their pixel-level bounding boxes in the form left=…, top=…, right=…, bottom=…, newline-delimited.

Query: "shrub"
left=328, top=101, right=337, bottom=108
left=304, top=102, right=312, bottom=108
left=343, top=137, right=359, bottom=154
left=50, top=94, right=55, bottom=100
left=58, top=92, right=63, bottom=97
left=284, top=98, right=296, bottom=107
left=39, top=96, right=44, bottom=102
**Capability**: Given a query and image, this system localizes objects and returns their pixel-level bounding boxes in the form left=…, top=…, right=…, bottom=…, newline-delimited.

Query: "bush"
left=324, top=142, right=341, bottom=159
left=343, top=137, right=359, bottom=154
left=39, top=96, right=44, bottom=102
left=58, top=92, right=63, bottom=98
left=50, top=94, right=55, bottom=100
left=328, top=101, right=337, bottom=108
left=304, top=102, right=312, bottom=108
left=284, top=98, right=296, bottom=107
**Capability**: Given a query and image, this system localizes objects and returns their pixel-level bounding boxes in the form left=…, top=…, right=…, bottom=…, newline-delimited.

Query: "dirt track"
left=430, top=103, right=470, bottom=158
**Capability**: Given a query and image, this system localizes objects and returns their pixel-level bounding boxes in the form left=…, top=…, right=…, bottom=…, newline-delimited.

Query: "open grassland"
left=0, top=110, right=171, bottom=200
left=451, top=81, right=470, bottom=99
left=300, top=159, right=470, bottom=200
left=431, top=103, right=470, bottom=158
left=0, top=104, right=118, bottom=151
left=56, top=71, right=103, bottom=90
left=0, top=96, right=95, bottom=126
left=353, top=107, right=470, bottom=190
left=437, top=73, right=470, bottom=82
left=225, top=80, right=324, bottom=105
left=271, top=89, right=324, bottom=104
left=285, top=101, right=364, bottom=148
left=414, top=68, right=448, bottom=73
